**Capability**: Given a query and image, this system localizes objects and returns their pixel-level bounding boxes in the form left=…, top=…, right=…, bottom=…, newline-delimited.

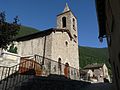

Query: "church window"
left=73, top=18, right=75, bottom=30
left=62, top=17, right=66, bottom=28
left=65, top=41, right=68, bottom=47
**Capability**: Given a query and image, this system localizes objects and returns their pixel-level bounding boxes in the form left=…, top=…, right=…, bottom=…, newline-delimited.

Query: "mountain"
left=16, top=25, right=39, bottom=38
left=79, top=46, right=110, bottom=68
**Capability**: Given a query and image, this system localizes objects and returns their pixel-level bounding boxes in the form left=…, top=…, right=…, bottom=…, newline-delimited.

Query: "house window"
left=73, top=18, right=75, bottom=30
left=62, top=17, right=66, bottom=28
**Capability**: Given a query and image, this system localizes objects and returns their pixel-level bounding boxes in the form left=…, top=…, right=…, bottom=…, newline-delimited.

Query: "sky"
left=0, top=0, right=107, bottom=48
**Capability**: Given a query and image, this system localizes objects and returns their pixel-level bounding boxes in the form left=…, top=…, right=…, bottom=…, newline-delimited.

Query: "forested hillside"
left=16, top=25, right=39, bottom=38
left=79, top=46, right=110, bottom=68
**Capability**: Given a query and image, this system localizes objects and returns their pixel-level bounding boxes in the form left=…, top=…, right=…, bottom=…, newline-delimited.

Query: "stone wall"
left=57, top=11, right=78, bottom=39
left=56, top=10, right=79, bottom=70
left=51, top=31, right=79, bottom=69
left=16, top=34, right=52, bottom=59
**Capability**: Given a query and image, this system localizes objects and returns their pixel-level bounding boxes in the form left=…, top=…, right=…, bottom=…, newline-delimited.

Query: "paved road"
left=0, top=73, right=114, bottom=90
left=80, top=83, right=113, bottom=90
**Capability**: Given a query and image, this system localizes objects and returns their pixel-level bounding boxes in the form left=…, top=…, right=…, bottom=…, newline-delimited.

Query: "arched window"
left=65, top=41, right=68, bottom=47
left=62, top=17, right=66, bottom=28
left=58, top=58, right=61, bottom=62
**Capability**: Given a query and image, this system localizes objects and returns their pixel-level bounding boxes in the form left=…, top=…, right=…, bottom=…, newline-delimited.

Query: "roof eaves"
left=14, top=28, right=53, bottom=41
left=95, top=0, right=106, bottom=38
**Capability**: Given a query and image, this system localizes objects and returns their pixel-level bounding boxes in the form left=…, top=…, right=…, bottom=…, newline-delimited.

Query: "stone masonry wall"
left=16, top=34, right=52, bottom=59
left=56, top=11, right=79, bottom=70
left=51, top=31, right=79, bottom=69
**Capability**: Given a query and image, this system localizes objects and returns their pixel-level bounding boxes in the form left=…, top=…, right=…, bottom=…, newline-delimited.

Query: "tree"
left=0, top=11, right=20, bottom=50
left=7, top=43, right=18, bottom=54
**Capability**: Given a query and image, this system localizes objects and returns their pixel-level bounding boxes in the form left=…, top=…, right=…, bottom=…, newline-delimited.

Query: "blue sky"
left=0, top=0, right=107, bottom=48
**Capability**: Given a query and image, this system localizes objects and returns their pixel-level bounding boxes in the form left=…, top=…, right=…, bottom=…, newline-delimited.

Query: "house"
left=80, top=69, right=93, bottom=81
left=95, top=0, right=120, bottom=89
left=80, top=63, right=110, bottom=83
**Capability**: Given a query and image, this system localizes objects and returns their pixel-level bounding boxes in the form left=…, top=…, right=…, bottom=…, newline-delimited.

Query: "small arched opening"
left=62, top=17, right=66, bottom=28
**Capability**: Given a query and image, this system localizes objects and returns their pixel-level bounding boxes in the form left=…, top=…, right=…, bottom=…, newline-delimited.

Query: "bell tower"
left=55, top=3, right=79, bottom=71
left=57, top=3, right=78, bottom=43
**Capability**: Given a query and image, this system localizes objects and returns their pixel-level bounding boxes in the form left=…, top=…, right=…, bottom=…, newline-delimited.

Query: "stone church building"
left=14, top=4, right=79, bottom=70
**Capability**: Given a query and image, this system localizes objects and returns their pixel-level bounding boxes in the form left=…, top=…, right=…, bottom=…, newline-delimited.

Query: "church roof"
left=14, top=28, right=73, bottom=41
left=80, top=69, right=90, bottom=74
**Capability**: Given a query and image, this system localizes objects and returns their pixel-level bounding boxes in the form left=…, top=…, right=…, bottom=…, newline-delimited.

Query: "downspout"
left=42, top=36, right=47, bottom=65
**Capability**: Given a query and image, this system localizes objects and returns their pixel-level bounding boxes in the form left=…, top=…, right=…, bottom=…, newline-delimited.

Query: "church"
left=14, top=4, right=79, bottom=72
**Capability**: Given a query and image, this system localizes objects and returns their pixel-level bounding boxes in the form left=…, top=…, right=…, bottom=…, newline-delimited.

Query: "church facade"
left=15, top=4, right=79, bottom=70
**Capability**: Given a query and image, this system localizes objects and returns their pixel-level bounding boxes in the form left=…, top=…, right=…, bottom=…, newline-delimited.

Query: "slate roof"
left=83, top=63, right=104, bottom=69
left=14, top=28, right=73, bottom=41
left=80, top=69, right=90, bottom=75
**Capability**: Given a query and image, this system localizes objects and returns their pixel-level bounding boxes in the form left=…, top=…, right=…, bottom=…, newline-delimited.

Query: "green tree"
left=0, top=11, right=20, bottom=50
left=7, top=43, right=18, bottom=54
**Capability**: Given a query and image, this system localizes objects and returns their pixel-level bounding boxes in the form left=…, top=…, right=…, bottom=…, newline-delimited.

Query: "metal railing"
left=0, top=54, right=80, bottom=90
left=0, top=58, right=37, bottom=90
left=34, top=54, right=80, bottom=80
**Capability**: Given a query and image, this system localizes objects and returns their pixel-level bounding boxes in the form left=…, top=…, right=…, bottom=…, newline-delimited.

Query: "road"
left=80, top=83, right=113, bottom=90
